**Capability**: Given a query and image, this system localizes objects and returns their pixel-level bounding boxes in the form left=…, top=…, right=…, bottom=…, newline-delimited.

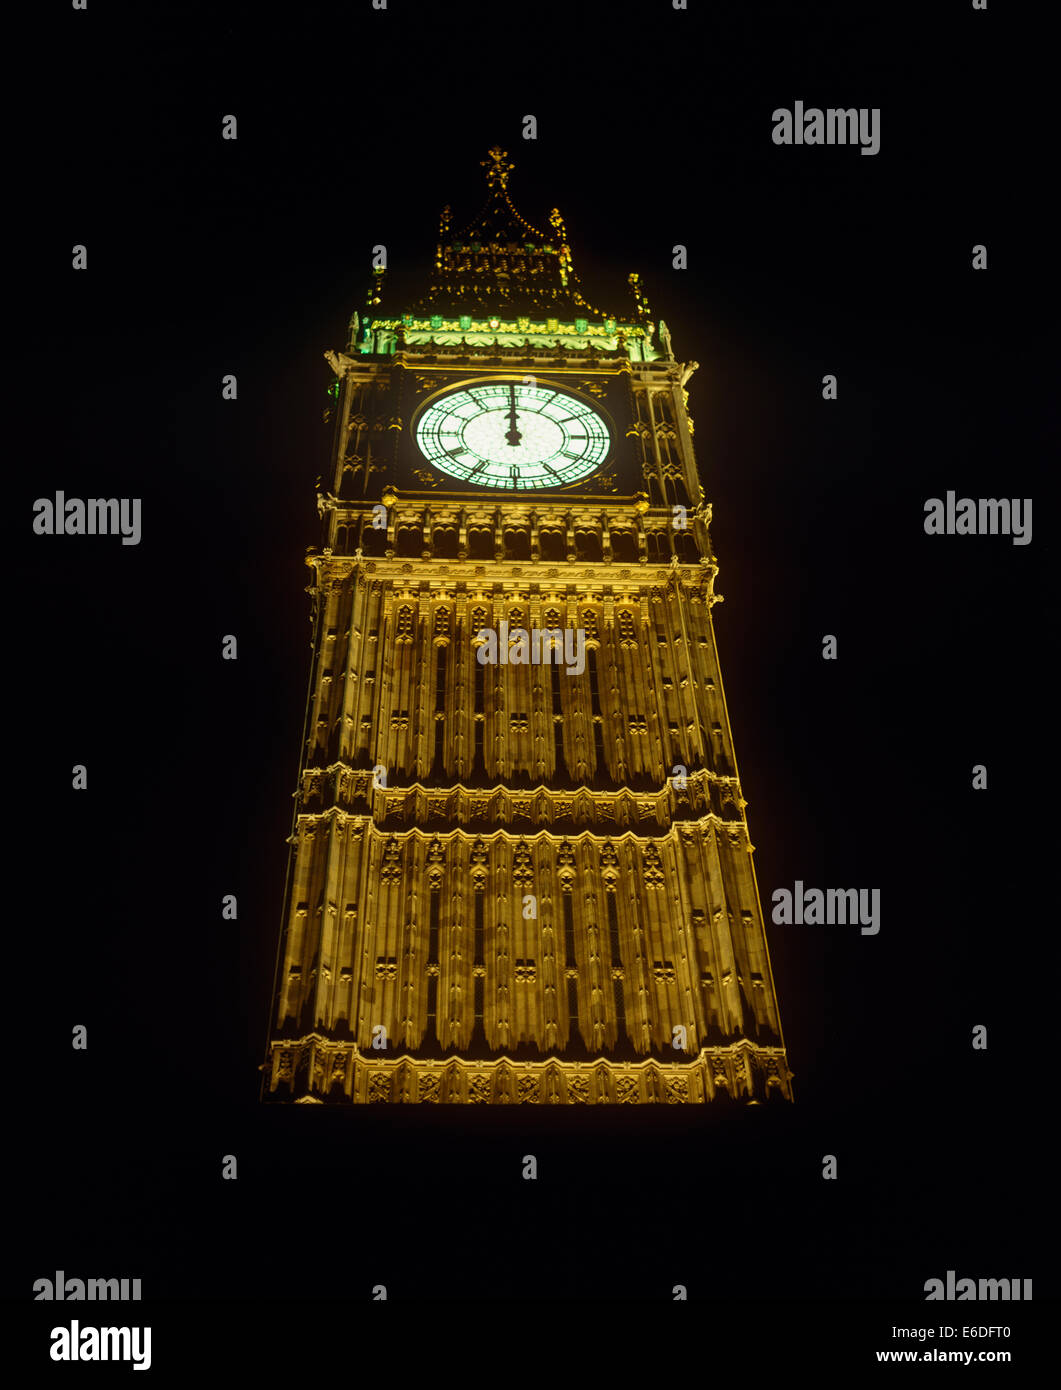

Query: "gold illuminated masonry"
left=261, top=146, right=792, bottom=1105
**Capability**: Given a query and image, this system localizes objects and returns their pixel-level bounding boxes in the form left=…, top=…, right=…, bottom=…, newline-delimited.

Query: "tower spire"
left=410, top=146, right=612, bottom=319
left=480, top=145, right=515, bottom=190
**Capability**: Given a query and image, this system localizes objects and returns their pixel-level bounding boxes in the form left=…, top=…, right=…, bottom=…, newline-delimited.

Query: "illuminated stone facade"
left=262, top=149, right=792, bottom=1103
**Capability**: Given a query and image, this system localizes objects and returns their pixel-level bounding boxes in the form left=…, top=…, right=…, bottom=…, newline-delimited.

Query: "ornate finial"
left=548, top=208, right=572, bottom=284
left=628, top=271, right=650, bottom=320
left=481, top=146, right=514, bottom=190
left=439, top=205, right=452, bottom=237
left=366, top=264, right=385, bottom=310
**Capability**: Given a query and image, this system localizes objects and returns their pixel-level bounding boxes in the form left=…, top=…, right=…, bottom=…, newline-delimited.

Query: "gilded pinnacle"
left=481, top=145, right=514, bottom=190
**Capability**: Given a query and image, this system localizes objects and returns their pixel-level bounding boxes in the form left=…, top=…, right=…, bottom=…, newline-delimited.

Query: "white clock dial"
left=414, top=381, right=610, bottom=490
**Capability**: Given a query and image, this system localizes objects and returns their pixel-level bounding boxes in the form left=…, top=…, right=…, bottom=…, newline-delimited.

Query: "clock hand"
left=505, top=384, right=522, bottom=447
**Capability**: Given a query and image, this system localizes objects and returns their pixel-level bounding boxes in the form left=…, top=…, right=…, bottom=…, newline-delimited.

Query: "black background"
left=6, top=0, right=1052, bottom=1348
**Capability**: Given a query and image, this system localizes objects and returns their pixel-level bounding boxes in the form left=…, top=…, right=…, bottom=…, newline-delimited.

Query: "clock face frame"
left=412, top=377, right=612, bottom=491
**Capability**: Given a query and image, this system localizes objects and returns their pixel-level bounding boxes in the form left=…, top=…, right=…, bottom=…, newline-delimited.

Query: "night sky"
left=7, top=0, right=1051, bottom=1358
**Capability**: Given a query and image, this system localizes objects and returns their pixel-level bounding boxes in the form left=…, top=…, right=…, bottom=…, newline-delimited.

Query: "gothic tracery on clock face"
left=414, top=380, right=610, bottom=490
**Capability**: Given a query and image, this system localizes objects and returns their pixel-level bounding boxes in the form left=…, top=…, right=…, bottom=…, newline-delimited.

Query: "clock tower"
left=262, top=147, right=792, bottom=1104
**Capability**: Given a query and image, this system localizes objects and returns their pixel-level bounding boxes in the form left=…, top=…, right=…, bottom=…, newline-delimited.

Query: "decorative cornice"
left=309, top=555, right=715, bottom=589
left=264, top=1035, right=793, bottom=1104
left=303, top=763, right=738, bottom=801
left=292, top=801, right=750, bottom=844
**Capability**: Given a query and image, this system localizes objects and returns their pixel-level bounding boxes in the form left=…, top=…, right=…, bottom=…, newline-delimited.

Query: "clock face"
left=414, top=381, right=610, bottom=490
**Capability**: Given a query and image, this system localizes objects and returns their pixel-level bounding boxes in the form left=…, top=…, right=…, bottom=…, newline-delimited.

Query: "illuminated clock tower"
left=262, top=147, right=792, bottom=1104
